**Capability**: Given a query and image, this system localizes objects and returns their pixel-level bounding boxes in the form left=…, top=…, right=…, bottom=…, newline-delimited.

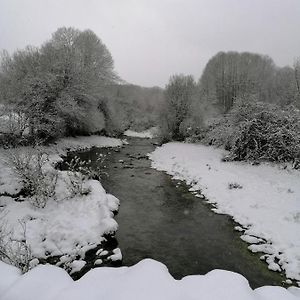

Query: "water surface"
left=69, top=137, right=286, bottom=288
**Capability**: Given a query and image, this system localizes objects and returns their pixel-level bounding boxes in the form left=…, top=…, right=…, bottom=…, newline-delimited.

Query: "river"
left=65, top=137, right=285, bottom=288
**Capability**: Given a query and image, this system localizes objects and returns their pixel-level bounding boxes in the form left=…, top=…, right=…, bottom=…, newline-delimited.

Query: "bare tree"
left=199, top=51, right=276, bottom=113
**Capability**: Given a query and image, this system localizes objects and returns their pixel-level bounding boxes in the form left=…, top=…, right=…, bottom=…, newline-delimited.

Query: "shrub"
left=0, top=221, right=32, bottom=273
left=64, top=157, right=93, bottom=197
left=6, top=149, right=58, bottom=207
left=203, top=99, right=300, bottom=164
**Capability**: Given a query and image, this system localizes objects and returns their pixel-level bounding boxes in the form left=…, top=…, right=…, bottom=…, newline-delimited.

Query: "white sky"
left=0, top=0, right=300, bottom=87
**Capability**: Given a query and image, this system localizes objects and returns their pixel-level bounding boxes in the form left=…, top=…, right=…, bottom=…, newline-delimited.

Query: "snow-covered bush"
left=159, top=103, right=204, bottom=143
left=200, top=118, right=234, bottom=149
left=203, top=99, right=300, bottom=164
left=64, top=157, right=93, bottom=197
left=6, top=149, right=58, bottom=207
left=0, top=222, right=32, bottom=273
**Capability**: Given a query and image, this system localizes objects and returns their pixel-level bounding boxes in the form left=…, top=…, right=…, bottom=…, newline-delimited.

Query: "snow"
left=0, top=179, right=119, bottom=260
left=94, top=259, right=103, bottom=265
left=0, top=259, right=299, bottom=300
left=108, top=248, right=122, bottom=261
left=149, top=142, right=300, bottom=282
left=0, top=135, right=122, bottom=271
left=98, top=250, right=109, bottom=257
left=69, top=260, right=86, bottom=274
left=55, top=135, right=123, bottom=151
left=124, top=127, right=158, bottom=138
left=0, top=135, right=123, bottom=194
left=0, top=262, right=73, bottom=300
left=0, top=262, right=21, bottom=296
left=240, top=235, right=263, bottom=244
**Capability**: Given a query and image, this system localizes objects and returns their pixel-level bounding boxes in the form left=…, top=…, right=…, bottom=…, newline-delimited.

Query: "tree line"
left=200, top=51, right=300, bottom=112
left=160, top=52, right=300, bottom=164
left=0, top=27, right=117, bottom=144
left=0, top=26, right=299, bottom=162
left=0, top=27, right=165, bottom=145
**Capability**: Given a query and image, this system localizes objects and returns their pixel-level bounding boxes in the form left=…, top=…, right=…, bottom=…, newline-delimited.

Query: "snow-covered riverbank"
left=150, top=142, right=300, bottom=283
left=54, top=135, right=123, bottom=152
left=1, top=259, right=299, bottom=300
left=0, top=135, right=123, bottom=274
left=124, top=127, right=158, bottom=139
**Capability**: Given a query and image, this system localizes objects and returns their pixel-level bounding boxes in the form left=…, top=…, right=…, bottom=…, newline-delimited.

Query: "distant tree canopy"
left=0, top=27, right=117, bottom=143
left=159, top=74, right=201, bottom=141
left=102, top=84, right=164, bottom=132
left=199, top=51, right=300, bottom=113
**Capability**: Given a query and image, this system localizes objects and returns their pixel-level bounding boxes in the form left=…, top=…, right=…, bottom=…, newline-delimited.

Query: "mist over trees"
left=102, top=84, right=164, bottom=133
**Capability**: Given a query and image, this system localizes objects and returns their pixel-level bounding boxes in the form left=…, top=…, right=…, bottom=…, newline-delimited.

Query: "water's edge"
left=64, top=137, right=287, bottom=288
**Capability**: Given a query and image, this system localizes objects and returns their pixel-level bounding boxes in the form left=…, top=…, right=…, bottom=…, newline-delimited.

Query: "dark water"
left=67, top=137, right=286, bottom=288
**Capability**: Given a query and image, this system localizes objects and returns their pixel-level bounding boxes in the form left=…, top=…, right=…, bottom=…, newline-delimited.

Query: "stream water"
left=66, top=137, right=286, bottom=288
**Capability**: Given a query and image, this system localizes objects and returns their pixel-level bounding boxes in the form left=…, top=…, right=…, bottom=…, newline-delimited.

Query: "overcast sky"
left=0, top=0, right=300, bottom=87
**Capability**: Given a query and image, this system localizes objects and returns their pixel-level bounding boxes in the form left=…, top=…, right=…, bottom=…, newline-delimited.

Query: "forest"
left=0, top=27, right=299, bottom=165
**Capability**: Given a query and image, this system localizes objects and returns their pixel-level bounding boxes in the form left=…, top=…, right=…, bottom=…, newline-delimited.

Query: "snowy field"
left=150, top=142, right=300, bottom=283
left=0, top=259, right=300, bottom=300
left=124, top=127, right=158, bottom=138
left=0, top=135, right=122, bottom=273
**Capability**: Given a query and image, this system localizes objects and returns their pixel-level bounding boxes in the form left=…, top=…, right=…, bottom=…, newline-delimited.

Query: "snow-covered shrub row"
left=1, top=259, right=300, bottom=300
left=201, top=99, right=300, bottom=165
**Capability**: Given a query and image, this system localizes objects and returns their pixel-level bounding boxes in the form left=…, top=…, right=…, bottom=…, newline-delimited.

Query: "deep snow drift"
left=0, top=135, right=122, bottom=273
left=150, top=142, right=300, bottom=283
left=0, top=259, right=299, bottom=300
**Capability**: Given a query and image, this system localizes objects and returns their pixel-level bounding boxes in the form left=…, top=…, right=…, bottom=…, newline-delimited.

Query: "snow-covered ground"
left=0, top=259, right=299, bottom=300
left=55, top=135, right=123, bottom=152
left=0, top=180, right=119, bottom=258
left=124, top=127, right=158, bottom=138
left=149, top=142, right=300, bottom=283
left=0, top=135, right=122, bottom=273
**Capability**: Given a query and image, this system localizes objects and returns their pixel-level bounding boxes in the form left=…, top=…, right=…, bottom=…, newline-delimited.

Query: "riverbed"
left=66, top=137, right=286, bottom=288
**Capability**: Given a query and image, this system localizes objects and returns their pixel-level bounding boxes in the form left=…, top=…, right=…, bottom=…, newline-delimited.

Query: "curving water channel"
left=66, top=137, right=286, bottom=288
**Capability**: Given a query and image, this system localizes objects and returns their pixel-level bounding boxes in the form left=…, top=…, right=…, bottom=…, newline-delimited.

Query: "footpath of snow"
left=124, top=126, right=158, bottom=139
left=0, top=259, right=300, bottom=300
left=0, top=135, right=122, bottom=271
left=149, top=142, right=300, bottom=283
